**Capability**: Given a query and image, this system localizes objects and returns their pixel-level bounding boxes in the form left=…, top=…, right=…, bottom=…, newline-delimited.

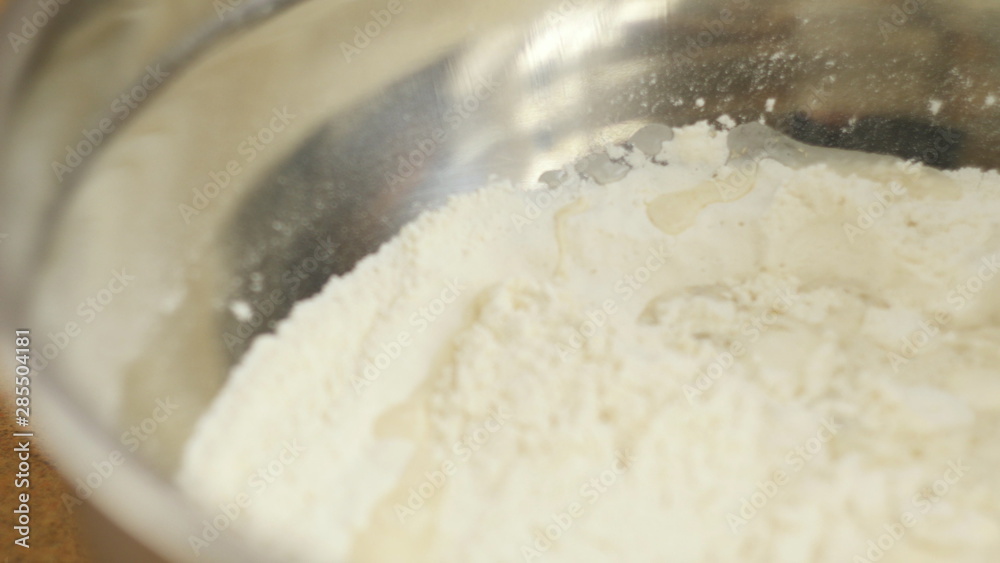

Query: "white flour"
left=179, top=122, right=1000, bottom=562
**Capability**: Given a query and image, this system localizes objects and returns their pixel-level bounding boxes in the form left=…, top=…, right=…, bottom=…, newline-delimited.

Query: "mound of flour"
left=178, top=122, right=1000, bottom=562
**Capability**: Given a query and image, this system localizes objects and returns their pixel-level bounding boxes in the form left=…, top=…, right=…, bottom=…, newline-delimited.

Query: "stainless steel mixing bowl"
left=2, top=0, right=999, bottom=560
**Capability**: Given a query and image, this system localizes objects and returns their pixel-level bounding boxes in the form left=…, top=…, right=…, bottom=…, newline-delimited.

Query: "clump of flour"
left=179, top=122, right=1000, bottom=562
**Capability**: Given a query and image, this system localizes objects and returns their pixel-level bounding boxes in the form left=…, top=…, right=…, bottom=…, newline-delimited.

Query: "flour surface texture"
left=179, top=123, right=1000, bottom=562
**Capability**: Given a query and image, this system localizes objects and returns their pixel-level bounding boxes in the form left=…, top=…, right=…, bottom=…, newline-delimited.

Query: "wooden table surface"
left=0, top=407, right=93, bottom=562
